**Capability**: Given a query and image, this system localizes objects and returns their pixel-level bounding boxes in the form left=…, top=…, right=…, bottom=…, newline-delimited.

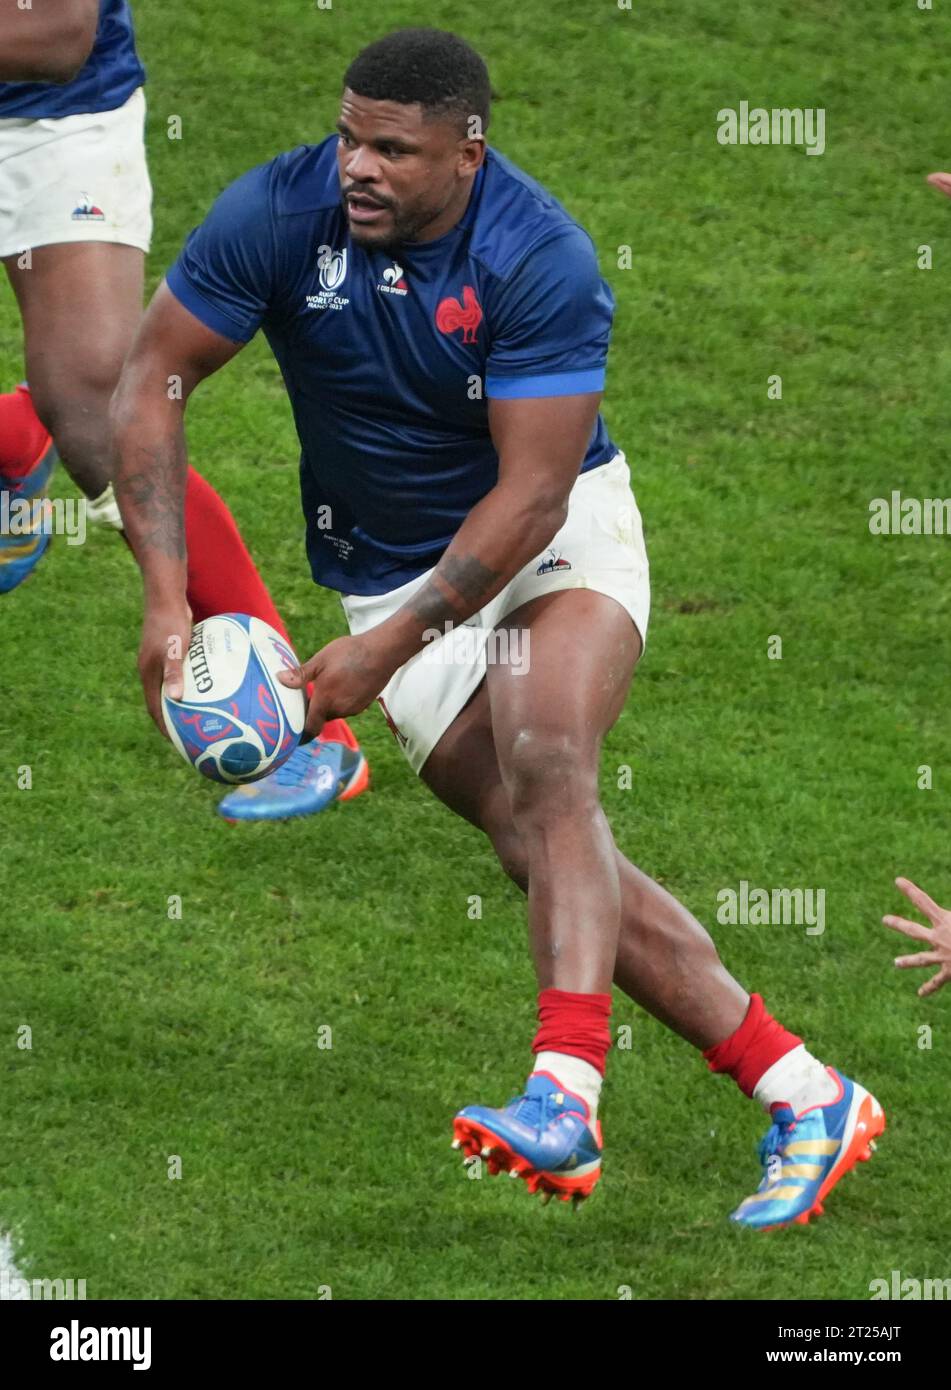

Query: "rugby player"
left=112, top=27, right=885, bottom=1225
left=0, top=0, right=366, bottom=818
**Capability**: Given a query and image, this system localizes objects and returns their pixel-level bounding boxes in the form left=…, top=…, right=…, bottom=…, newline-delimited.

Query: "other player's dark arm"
left=0, top=0, right=99, bottom=84
left=380, top=392, right=602, bottom=662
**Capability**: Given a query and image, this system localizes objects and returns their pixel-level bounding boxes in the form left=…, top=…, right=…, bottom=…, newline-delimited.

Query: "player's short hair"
left=344, top=28, right=491, bottom=136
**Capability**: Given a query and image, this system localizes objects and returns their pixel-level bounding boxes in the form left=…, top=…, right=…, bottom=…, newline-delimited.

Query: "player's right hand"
left=138, top=601, right=193, bottom=737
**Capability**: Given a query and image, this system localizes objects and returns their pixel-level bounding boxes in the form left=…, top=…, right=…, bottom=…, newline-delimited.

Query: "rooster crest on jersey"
left=161, top=613, right=306, bottom=784
left=436, top=286, right=483, bottom=343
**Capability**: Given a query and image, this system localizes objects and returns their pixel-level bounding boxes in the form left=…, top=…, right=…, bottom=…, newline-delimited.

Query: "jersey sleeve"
left=165, top=164, right=279, bottom=343
left=484, top=227, right=615, bottom=400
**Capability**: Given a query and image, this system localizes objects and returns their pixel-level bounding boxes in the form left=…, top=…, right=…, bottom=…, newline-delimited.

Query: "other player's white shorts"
left=0, top=86, right=152, bottom=259
left=341, top=450, right=651, bottom=775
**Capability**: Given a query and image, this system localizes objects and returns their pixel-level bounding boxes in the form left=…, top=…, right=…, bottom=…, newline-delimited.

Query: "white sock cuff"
left=533, top=1051, right=603, bottom=1123
left=753, top=1044, right=839, bottom=1115
left=87, top=482, right=123, bottom=530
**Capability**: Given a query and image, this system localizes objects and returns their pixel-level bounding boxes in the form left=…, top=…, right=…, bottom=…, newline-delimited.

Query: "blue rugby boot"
left=0, top=428, right=57, bottom=594
left=453, top=1072, right=603, bottom=1204
left=731, top=1069, right=885, bottom=1231
left=217, top=734, right=368, bottom=822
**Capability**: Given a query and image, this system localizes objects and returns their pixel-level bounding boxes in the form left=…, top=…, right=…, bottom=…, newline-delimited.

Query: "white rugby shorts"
left=0, top=86, right=152, bottom=259
left=341, top=451, right=651, bottom=774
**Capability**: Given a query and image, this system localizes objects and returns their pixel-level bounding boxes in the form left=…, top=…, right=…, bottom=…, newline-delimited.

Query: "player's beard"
left=355, top=228, right=403, bottom=256
left=342, top=193, right=448, bottom=255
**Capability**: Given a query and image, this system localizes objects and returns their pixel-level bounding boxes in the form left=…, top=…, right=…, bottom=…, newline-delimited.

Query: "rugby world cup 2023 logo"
left=306, top=245, right=351, bottom=312
left=319, top=245, right=348, bottom=292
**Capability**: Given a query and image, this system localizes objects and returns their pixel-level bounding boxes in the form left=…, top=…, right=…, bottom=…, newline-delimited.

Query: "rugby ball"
left=161, top=613, right=306, bottom=784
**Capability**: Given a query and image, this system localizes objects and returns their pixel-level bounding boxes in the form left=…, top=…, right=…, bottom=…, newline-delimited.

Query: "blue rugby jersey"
left=166, top=137, right=619, bottom=596
left=0, top=0, right=144, bottom=119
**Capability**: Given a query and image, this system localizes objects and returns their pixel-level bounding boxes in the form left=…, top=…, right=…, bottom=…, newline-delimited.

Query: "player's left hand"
left=279, top=631, right=400, bottom=737
left=883, top=877, right=951, bottom=997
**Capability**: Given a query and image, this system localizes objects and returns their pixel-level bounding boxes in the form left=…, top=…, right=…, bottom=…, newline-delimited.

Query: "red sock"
left=702, top=993, right=802, bottom=1098
left=183, top=466, right=355, bottom=748
left=185, top=466, right=290, bottom=633
left=531, top=988, right=612, bottom=1077
left=317, top=717, right=358, bottom=748
left=0, top=384, right=50, bottom=478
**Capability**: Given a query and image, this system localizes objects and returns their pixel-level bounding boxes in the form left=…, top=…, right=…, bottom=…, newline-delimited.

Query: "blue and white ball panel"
left=161, top=613, right=306, bottom=784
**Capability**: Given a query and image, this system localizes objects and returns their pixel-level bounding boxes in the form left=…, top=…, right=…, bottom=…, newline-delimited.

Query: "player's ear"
left=457, top=137, right=485, bottom=176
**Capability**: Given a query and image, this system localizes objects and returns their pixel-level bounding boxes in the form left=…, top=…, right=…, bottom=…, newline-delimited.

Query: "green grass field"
left=2, top=0, right=950, bottom=1301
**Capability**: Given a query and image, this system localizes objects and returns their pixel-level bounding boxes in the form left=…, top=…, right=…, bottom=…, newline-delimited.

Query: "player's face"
left=336, top=89, right=484, bottom=252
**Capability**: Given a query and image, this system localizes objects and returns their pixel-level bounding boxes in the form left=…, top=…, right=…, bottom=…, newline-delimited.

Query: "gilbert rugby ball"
left=161, top=613, right=306, bottom=784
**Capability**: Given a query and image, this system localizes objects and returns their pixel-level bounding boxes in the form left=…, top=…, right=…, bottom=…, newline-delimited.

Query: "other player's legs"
left=2, top=242, right=132, bottom=594
left=5, top=242, right=143, bottom=501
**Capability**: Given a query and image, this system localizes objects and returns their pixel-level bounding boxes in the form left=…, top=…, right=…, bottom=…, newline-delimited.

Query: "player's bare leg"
left=489, top=589, right=635, bottom=995
left=421, top=678, right=748, bottom=1050
left=4, top=242, right=143, bottom=499
left=451, top=588, right=647, bottom=1198
left=430, top=590, right=883, bottom=1218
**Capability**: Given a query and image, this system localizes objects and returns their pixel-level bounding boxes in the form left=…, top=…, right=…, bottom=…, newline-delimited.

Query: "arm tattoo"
left=115, top=439, right=187, bottom=561
left=410, top=552, right=502, bottom=626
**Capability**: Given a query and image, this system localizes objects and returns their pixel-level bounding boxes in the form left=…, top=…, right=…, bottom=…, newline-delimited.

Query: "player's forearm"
left=383, top=480, right=568, bottom=663
left=0, top=1, right=98, bottom=83
left=111, top=395, right=190, bottom=605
